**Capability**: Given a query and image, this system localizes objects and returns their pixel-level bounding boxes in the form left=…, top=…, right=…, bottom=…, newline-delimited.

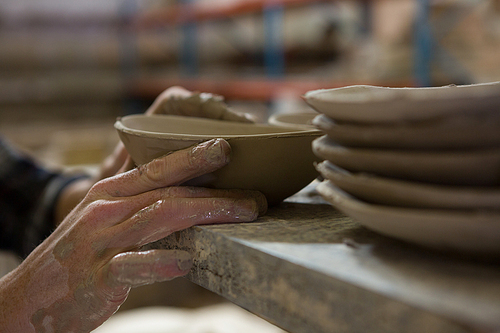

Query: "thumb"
left=102, top=249, right=193, bottom=289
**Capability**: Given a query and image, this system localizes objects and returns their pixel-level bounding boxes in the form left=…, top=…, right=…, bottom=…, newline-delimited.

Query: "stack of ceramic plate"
left=304, top=82, right=500, bottom=255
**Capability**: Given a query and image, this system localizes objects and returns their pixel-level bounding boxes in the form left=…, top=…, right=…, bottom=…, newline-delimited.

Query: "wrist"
left=55, top=177, right=94, bottom=226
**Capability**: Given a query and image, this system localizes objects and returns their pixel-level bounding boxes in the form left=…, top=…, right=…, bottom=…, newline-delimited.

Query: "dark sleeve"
left=0, top=137, right=87, bottom=258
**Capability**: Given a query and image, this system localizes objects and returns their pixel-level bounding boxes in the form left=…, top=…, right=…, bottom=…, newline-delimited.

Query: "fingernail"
left=248, top=191, right=268, bottom=215
left=192, top=138, right=231, bottom=166
left=234, top=199, right=259, bottom=222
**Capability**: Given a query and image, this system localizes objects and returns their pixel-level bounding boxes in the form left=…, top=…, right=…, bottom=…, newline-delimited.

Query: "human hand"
left=100, top=86, right=251, bottom=180
left=145, top=86, right=254, bottom=122
left=56, top=86, right=252, bottom=224
left=54, top=142, right=134, bottom=225
left=0, top=138, right=266, bottom=333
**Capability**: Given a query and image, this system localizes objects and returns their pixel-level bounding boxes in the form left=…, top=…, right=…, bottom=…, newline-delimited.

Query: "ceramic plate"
left=115, top=115, right=322, bottom=205
left=312, top=135, right=500, bottom=186
left=304, top=82, right=500, bottom=123
left=316, top=180, right=500, bottom=254
left=312, top=112, right=500, bottom=149
left=315, top=160, right=500, bottom=210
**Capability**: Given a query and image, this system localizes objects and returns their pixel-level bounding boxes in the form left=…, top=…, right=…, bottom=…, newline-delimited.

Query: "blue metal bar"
left=414, top=0, right=432, bottom=87
left=180, top=0, right=198, bottom=76
left=263, top=3, right=285, bottom=77
left=119, top=0, right=138, bottom=79
left=119, top=0, right=142, bottom=115
left=360, top=0, right=372, bottom=36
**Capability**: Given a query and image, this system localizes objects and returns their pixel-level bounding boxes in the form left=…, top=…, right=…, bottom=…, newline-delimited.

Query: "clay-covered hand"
left=55, top=141, right=134, bottom=224
left=145, top=86, right=253, bottom=123
left=55, top=86, right=251, bottom=225
left=0, top=138, right=266, bottom=333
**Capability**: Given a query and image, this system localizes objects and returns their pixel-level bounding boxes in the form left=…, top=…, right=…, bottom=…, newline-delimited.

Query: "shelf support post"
left=414, top=0, right=432, bottom=87
left=180, top=0, right=199, bottom=76
left=263, top=2, right=285, bottom=77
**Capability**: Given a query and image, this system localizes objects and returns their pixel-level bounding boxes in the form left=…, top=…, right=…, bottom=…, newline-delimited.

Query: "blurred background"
left=1, top=0, right=499, bottom=168
left=0, top=0, right=500, bottom=317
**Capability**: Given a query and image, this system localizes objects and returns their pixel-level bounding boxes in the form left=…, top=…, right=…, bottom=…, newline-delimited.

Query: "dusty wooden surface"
left=147, top=182, right=500, bottom=333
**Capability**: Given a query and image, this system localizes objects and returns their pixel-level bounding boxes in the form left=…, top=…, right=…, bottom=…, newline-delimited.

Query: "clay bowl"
left=268, top=112, right=317, bottom=130
left=115, top=115, right=322, bottom=206
left=315, top=160, right=500, bottom=210
left=304, top=81, right=500, bottom=123
left=312, top=112, right=500, bottom=150
left=312, top=135, right=500, bottom=186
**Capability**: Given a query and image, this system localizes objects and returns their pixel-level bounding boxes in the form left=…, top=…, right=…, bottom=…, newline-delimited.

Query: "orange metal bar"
left=127, top=77, right=412, bottom=101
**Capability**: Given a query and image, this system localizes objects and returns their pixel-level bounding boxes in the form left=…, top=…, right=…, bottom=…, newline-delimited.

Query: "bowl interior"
left=117, top=114, right=317, bottom=139
left=268, top=112, right=317, bottom=129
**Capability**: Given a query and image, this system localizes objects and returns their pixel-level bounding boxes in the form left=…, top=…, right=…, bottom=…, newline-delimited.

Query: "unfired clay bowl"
left=317, top=180, right=500, bottom=254
left=304, top=81, right=500, bottom=123
left=312, top=112, right=500, bottom=150
left=315, top=160, right=500, bottom=210
left=268, top=112, right=318, bottom=130
left=115, top=115, right=322, bottom=205
left=312, top=135, right=500, bottom=186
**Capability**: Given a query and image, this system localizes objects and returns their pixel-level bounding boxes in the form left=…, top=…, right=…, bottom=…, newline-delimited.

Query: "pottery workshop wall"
left=0, top=0, right=499, bottom=166
left=0, top=0, right=130, bottom=166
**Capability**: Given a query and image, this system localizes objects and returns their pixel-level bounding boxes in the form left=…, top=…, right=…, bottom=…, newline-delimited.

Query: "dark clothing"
left=0, top=137, right=84, bottom=258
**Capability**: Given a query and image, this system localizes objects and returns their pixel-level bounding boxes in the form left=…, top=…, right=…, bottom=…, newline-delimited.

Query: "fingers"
left=104, top=196, right=259, bottom=249
left=164, top=187, right=267, bottom=215
left=220, top=109, right=254, bottom=123
left=200, top=97, right=254, bottom=123
left=146, top=88, right=254, bottom=123
left=102, top=250, right=192, bottom=289
left=152, top=92, right=202, bottom=117
left=131, top=186, right=267, bottom=217
left=92, top=138, right=231, bottom=198
left=133, top=186, right=267, bottom=216
left=145, top=86, right=193, bottom=115
left=82, top=187, right=267, bottom=230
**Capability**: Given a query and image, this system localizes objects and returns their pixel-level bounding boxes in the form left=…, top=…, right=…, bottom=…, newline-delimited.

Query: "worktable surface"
left=148, top=182, right=500, bottom=333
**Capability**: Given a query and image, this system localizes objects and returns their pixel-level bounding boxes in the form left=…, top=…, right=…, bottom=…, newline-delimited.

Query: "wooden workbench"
left=146, top=182, right=500, bottom=333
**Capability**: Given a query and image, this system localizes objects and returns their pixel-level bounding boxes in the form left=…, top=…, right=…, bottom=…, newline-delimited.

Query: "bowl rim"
left=115, top=114, right=322, bottom=140
left=268, top=112, right=318, bottom=129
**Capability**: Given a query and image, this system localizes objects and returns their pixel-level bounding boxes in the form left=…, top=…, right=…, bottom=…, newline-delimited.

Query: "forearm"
left=0, top=229, right=124, bottom=333
left=0, top=138, right=265, bottom=333
left=52, top=141, right=133, bottom=227
left=0, top=253, right=100, bottom=333
left=0, top=266, right=34, bottom=332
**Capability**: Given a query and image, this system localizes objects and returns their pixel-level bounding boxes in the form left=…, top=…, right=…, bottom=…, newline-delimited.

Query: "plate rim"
left=315, top=160, right=500, bottom=210
left=316, top=180, right=500, bottom=253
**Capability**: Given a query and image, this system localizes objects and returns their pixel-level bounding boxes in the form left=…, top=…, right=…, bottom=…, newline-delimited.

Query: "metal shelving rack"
left=414, top=0, right=487, bottom=87
left=125, top=0, right=412, bottom=101
left=133, top=0, right=329, bottom=77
